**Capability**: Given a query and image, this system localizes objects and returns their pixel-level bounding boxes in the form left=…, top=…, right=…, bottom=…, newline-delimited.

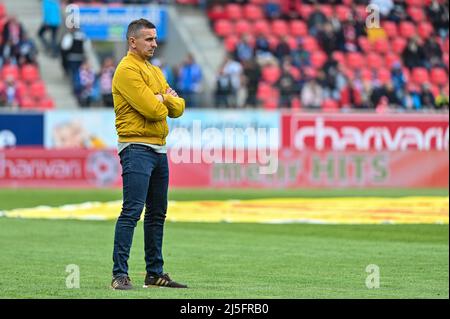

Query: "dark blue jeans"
left=112, top=144, right=169, bottom=277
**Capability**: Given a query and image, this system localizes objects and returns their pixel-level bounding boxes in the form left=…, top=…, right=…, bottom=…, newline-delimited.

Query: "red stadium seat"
left=207, top=5, right=227, bottom=22
left=20, top=96, right=36, bottom=109
left=430, top=68, right=448, bottom=86
left=311, top=51, right=328, bottom=68
left=418, top=22, right=434, bottom=39
left=235, top=19, right=253, bottom=36
left=332, top=51, right=345, bottom=65
left=290, top=20, right=308, bottom=37
left=373, top=38, right=390, bottom=55
left=322, top=99, right=339, bottom=112
left=377, top=68, right=392, bottom=84
left=443, top=53, right=449, bottom=68
left=406, top=0, right=424, bottom=6
left=20, top=64, right=40, bottom=83
left=257, top=81, right=272, bottom=100
left=271, top=20, right=289, bottom=37
left=412, top=67, right=430, bottom=84
left=37, top=97, right=55, bottom=109
left=243, top=4, right=264, bottom=20
left=346, top=52, right=365, bottom=70
left=286, top=36, right=297, bottom=50
left=358, top=36, right=372, bottom=53
left=262, top=65, right=281, bottom=84
left=355, top=5, right=368, bottom=20
left=302, top=36, right=319, bottom=51
left=382, top=21, right=398, bottom=38
left=297, top=4, right=313, bottom=19
left=267, top=35, right=280, bottom=50
left=0, top=3, right=6, bottom=18
left=392, top=37, right=408, bottom=54
left=214, top=19, right=234, bottom=37
left=30, top=81, right=47, bottom=99
left=385, top=53, right=401, bottom=68
left=399, top=21, right=417, bottom=39
left=253, top=20, right=270, bottom=35
left=1, top=64, right=19, bottom=81
left=407, top=7, right=426, bottom=23
left=366, top=53, right=384, bottom=70
left=320, top=5, right=334, bottom=18
left=224, top=35, right=239, bottom=52
left=336, top=5, right=351, bottom=21
left=360, top=68, right=374, bottom=81
left=225, top=4, right=242, bottom=20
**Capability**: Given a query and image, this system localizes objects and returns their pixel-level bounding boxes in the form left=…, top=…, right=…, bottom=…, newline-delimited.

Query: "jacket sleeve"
left=114, top=65, right=168, bottom=121
left=155, top=67, right=185, bottom=118
left=162, top=94, right=185, bottom=118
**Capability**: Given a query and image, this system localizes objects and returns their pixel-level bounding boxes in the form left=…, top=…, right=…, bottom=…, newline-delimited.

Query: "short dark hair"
left=126, top=19, right=156, bottom=40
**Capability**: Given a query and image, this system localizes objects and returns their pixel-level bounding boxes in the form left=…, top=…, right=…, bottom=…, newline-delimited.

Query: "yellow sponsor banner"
left=1, top=197, right=448, bottom=224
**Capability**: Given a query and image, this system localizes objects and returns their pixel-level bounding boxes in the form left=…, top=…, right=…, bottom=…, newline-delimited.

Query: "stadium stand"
left=200, top=0, right=449, bottom=111
left=0, top=2, right=55, bottom=109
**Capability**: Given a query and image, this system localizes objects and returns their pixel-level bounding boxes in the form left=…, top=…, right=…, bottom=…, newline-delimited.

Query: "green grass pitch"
left=0, top=188, right=448, bottom=299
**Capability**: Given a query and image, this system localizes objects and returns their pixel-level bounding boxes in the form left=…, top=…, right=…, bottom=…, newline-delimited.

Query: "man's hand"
left=155, top=94, right=164, bottom=102
left=166, top=87, right=179, bottom=97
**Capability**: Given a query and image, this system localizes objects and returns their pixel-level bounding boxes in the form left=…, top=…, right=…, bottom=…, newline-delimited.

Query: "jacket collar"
left=127, top=51, right=149, bottom=64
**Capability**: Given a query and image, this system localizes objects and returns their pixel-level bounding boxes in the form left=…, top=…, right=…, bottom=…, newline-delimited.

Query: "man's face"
left=130, top=28, right=158, bottom=60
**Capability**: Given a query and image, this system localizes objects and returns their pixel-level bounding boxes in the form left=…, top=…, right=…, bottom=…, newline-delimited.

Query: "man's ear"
left=129, top=37, right=136, bottom=49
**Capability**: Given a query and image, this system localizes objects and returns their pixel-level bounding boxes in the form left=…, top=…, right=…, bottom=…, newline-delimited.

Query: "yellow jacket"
left=112, top=51, right=185, bottom=145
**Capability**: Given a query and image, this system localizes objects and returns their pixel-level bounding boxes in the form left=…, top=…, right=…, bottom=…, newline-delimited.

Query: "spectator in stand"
left=402, top=37, right=426, bottom=70
left=264, top=0, right=282, bottom=20
left=2, top=16, right=24, bottom=50
left=0, top=75, right=19, bottom=108
left=60, top=27, right=90, bottom=96
left=370, top=82, right=402, bottom=109
left=234, top=34, right=254, bottom=63
left=38, top=0, right=61, bottom=57
left=176, top=54, right=203, bottom=107
left=402, top=83, right=423, bottom=111
left=215, top=65, right=232, bottom=108
left=318, top=22, right=339, bottom=56
left=301, top=76, right=324, bottom=109
left=17, top=32, right=38, bottom=66
left=427, top=0, right=449, bottom=38
left=342, top=17, right=360, bottom=52
left=435, top=86, right=449, bottom=110
left=274, top=36, right=291, bottom=64
left=291, top=39, right=310, bottom=69
left=78, top=61, right=96, bottom=107
left=420, top=83, right=437, bottom=109
left=340, top=80, right=363, bottom=110
left=387, top=3, right=408, bottom=24
left=221, top=54, right=243, bottom=108
left=99, top=57, right=115, bottom=107
left=307, top=3, right=327, bottom=37
left=391, top=62, right=406, bottom=97
left=254, top=33, right=271, bottom=59
left=276, top=59, right=297, bottom=108
left=0, top=40, right=18, bottom=67
left=423, top=37, right=444, bottom=70
left=242, top=59, right=261, bottom=108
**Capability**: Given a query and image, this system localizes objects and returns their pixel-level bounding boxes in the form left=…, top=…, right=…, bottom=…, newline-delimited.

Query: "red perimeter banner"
left=0, top=148, right=447, bottom=188
left=281, top=113, right=449, bottom=151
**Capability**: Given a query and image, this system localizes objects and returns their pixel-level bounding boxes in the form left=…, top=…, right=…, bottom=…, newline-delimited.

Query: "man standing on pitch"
left=111, top=19, right=187, bottom=290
